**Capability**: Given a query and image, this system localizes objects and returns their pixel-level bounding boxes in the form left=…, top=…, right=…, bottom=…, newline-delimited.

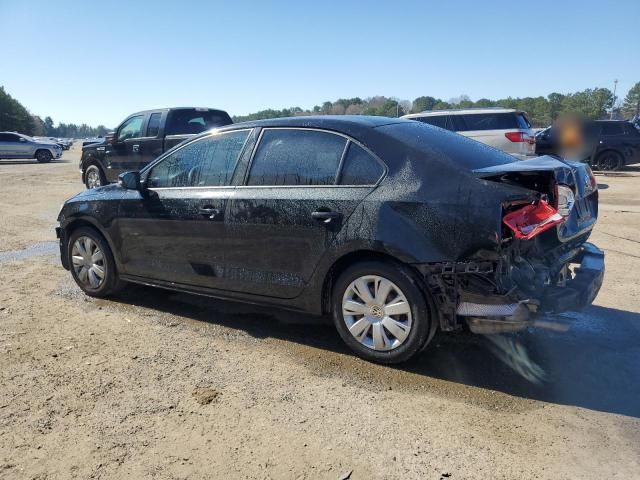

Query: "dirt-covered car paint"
left=57, top=116, right=604, bottom=338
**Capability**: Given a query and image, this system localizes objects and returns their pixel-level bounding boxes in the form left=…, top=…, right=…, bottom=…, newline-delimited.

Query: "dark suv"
left=57, top=116, right=604, bottom=363
left=536, top=120, right=640, bottom=170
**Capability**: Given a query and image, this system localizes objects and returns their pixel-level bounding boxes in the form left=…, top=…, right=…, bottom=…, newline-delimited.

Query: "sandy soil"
left=1, top=148, right=639, bottom=479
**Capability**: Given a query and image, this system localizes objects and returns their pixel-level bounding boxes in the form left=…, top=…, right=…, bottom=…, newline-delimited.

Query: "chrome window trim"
left=243, top=127, right=387, bottom=187
left=145, top=129, right=253, bottom=189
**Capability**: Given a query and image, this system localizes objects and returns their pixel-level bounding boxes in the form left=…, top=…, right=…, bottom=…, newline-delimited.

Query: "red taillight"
left=503, top=200, right=564, bottom=240
left=505, top=131, right=535, bottom=144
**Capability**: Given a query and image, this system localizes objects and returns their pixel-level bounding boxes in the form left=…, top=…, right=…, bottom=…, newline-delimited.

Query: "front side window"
left=338, top=143, right=384, bottom=185
left=247, top=129, right=347, bottom=186
left=0, top=133, right=18, bottom=142
left=146, top=113, right=162, bottom=137
left=147, top=130, right=249, bottom=188
left=117, top=115, right=145, bottom=141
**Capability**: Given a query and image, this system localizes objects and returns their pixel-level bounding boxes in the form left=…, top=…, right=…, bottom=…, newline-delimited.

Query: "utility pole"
left=610, top=79, right=618, bottom=119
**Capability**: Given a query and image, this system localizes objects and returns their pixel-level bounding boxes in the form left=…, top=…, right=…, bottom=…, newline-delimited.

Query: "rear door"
left=0, top=133, right=18, bottom=158
left=225, top=128, right=384, bottom=299
left=136, top=111, right=165, bottom=167
left=115, top=129, right=252, bottom=288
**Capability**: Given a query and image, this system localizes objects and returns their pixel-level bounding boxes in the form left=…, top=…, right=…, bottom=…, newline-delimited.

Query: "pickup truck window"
left=147, top=130, right=249, bottom=188
left=117, top=115, right=145, bottom=141
left=165, top=109, right=233, bottom=136
left=146, top=113, right=162, bottom=137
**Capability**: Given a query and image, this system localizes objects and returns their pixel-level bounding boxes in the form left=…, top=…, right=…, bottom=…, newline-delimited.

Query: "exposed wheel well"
left=82, top=158, right=104, bottom=182
left=34, top=148, right=52, bottom=157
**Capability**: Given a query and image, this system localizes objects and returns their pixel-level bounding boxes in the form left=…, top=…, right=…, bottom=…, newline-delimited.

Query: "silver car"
left=0, top=132, right=63, bottom=162
left=402, top=108, right=536, bottom=159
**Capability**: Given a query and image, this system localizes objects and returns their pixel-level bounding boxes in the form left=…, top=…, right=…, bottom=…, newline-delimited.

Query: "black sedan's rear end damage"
left=417, top=156, right=604, bottom=334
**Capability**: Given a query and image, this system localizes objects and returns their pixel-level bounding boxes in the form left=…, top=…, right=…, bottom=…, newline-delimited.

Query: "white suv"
left=402, top=108, right=535, bottom=159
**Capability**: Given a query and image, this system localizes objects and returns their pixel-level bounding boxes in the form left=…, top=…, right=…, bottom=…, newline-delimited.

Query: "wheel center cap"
left=370, top=305, right=384, bottom=318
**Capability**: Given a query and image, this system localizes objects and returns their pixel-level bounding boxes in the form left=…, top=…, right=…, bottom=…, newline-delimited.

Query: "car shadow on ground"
left=0, top=159, right=72, bottom=166
left=110, top=285, right=640, bottom=418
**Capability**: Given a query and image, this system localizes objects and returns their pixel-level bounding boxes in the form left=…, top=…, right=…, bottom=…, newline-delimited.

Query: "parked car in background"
left=56, top=116, right=603, bottom=363
left=402, top=108, right=536, bottom=159
left=80, top=107, right=233, bottom=189
left=34, top=136, right=66, bottom=150
left=82, top=136, right=105, bottom=148
left=536, top=120, right=640, bottom=170
left=0, top=132, right=62, bottom=162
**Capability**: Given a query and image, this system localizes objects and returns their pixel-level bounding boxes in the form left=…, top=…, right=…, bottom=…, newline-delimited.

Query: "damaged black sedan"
left=56, top=116, right=604, bottom=363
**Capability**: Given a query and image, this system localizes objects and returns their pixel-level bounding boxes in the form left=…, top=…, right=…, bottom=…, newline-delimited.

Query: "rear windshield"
left=377, top=121, right=517, bottom=170
left=165, top=109, right=232, bottom=136
left=454, top=112, right=529, bottom=131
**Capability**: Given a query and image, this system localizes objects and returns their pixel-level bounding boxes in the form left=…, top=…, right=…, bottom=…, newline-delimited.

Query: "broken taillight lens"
left=555, top=184, right=575, bottom=217
left=503, top=200, right=564, bottom=240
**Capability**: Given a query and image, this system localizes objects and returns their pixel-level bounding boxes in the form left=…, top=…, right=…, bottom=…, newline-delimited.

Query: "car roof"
left=127, top=107, right=230, bottom=117
left=222, top=115, right=404, bottom=131
left=403, top=107, right=520, bottom=118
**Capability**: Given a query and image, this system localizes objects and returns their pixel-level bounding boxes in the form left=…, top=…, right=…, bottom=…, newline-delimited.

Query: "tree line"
left=0, top=86, right=109, bottom=138
left=2, top=82, right=639, bottom=137
left=234, top=82, right=640, bottom=127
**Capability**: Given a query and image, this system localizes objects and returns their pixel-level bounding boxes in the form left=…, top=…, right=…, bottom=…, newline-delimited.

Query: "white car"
left=402, top=108, right=536, bottom=159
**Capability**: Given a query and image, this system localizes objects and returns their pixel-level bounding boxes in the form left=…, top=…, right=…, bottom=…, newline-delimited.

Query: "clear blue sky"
left=1, top=0, right=638, bottom=127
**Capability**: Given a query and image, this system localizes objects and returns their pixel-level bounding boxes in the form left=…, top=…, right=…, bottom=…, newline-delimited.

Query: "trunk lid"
left=473, top=155, right=598, bottom=243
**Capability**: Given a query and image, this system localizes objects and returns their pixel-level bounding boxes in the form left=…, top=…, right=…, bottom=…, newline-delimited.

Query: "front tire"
left=332, top=261, right=434, bottom=364
left=84, top=164, right=105, bottom=189
left=67, top=227, right=125, bottom=297
left=35, top=149, right=53, bottom=163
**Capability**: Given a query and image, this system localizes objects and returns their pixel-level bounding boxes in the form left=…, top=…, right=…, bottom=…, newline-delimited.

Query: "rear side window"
left=146, top=113, right=162, bottom=137
left=247, top=129, right=347, bottom=186
left=600, top=122, right=624, bottom=136
left=165, top=109, right=233, bottom=136
left=455, top=113, right=522, bottom=131
left=412, top=115, right=451, bottom=130
left=147, top=130, right=249, bottom=188
left=338, top=143, right=384, bottom=185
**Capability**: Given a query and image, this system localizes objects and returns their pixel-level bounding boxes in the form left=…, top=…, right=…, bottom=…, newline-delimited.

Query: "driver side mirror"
left=118, top=171, right=142, bottom=191
left=19, top=137, right=26, bottom=142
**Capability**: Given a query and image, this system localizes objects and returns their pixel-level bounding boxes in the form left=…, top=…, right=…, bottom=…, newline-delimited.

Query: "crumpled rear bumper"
left=456, top=243, right=605, bottom=334
left=540, top=242, right=604, bottom=313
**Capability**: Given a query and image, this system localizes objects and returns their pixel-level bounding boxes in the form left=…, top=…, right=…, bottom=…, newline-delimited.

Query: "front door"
left=104, top=114, right=147, bottom=182
left=114, top=129, right=252, bottom=289
left=225, top=128, right=383, bottom=299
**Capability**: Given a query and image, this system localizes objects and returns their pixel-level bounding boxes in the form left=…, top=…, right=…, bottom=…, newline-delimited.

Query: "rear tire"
left=67, top=227, right=125, bottom=298
left=332, top=260, right=434, bottom=364
left=84, top=164, right=106, bottom=189
left=594, top=150, right=623, bottom=171
left=35, top=149, right=53, bottom=163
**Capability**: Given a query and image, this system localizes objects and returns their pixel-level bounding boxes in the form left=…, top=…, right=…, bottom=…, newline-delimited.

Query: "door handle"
left=311, top=210, right=341, bottom=222
left=199, top=207, right=221, bottom=219
left=132, top=144, right=140, bottom=152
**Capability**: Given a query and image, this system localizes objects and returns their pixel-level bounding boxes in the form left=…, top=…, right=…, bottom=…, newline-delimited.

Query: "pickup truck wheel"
left=35, top=149, right=53, bottom=163
left=594, top=150, right=622, bottom=171
left=85, top=164, right=105, bottom=189
left=332, top=261, right=433, bottom=364
left=67, top=227, right=125, bottom=297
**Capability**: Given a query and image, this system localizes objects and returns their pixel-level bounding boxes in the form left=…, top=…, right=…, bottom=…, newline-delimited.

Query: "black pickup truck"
left=81, top=107, right=232, bottom=188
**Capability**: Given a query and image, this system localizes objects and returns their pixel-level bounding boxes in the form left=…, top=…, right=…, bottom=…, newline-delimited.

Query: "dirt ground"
left=1, top=147, right=639, bottom=480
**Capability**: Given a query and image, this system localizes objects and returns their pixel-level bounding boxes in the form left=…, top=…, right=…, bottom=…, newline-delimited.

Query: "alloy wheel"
left=86, top=166, right=102, bottom=188
left=342, top=275, right=412, bottom=351
left=71, top=236, right=105, bottom=288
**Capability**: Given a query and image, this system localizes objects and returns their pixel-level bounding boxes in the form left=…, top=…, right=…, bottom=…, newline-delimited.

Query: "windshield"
left=377, top=121, right=517, bottom=169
